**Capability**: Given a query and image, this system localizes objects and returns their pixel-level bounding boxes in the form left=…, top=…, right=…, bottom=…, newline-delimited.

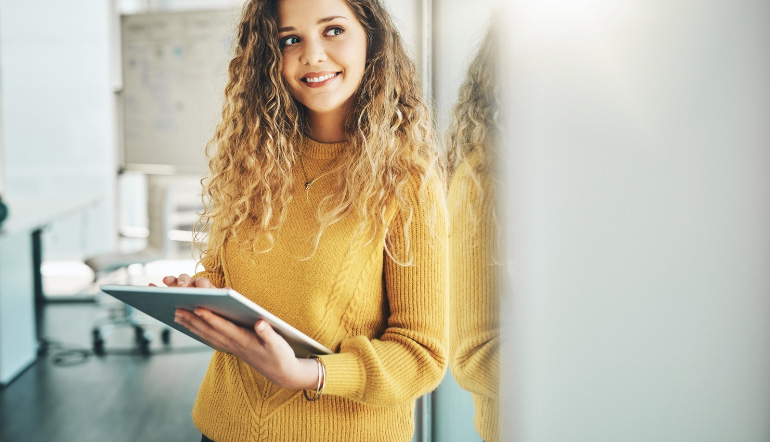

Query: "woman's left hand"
left=174, top=308, right=318, bottom=391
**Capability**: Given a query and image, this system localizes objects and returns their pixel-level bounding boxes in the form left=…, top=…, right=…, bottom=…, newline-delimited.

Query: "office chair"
left=86, top=175, right=173, bottom=355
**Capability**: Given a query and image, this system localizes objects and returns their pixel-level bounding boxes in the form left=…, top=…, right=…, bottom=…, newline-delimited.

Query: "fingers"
left=194, top=308, right=245, bottom=336
left=193, top=277, right=214, bottom=288
left=162, top=275, right=178, bottom=286
left=253, top=320, right=278, bottom=347
left=175, top=308, right=253, bottom=353
left=175, top=309, right=212, bottom=335
left=254, top=319, right=270, bottom=335
left=174, top=309, right=229, bottom=349
left=176, top=274, right=193, bottom=287
left=162, top=274, right=214, bottom=288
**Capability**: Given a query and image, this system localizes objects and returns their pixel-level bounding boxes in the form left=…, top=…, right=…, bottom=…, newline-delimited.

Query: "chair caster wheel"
left=94, top=340, right=105, bottom=356
left=133, top=326, right=151, bottom=355
left=133, top=325, right=146, bottom=343
left=92, top=329, right=105, bottom=356
left=161, top=328, right=171, bottom=345
left=138, top=338, right=151, bottom=356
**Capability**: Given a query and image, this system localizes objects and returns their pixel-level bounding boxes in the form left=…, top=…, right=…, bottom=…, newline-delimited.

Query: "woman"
left=164, top=0, right=448, bottom=440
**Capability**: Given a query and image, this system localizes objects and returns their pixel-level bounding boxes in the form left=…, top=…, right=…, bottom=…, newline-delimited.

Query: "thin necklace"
left=298, top=147, right=345, bottom=190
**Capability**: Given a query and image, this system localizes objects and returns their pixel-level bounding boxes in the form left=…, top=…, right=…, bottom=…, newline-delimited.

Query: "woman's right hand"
left=150, top=274, right=214, bottom=288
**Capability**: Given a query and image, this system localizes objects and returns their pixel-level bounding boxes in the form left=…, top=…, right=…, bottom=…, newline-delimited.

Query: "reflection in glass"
left=446, top=25, right=501, bottom=442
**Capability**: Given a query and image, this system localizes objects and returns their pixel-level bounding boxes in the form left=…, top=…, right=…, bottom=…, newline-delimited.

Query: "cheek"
left=343, top=45, right=367, bottom=84
left=280, top=67, right=300, bottom=103
left=281, top=57, right=298, bottom=87
left=281, top=62, right=291, bottom=84
left=352, top=39, right=368, bottom=82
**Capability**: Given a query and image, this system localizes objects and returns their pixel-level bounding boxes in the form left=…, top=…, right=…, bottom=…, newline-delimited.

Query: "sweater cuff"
left=318, top=352, right=365, bottom=399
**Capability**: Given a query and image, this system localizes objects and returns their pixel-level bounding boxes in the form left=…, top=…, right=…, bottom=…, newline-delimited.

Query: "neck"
left=306, top=105, right=349, bottom=143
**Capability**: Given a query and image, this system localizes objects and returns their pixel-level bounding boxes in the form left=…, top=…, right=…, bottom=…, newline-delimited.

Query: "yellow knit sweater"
left=448, top=150, right=500, bottom=442
left=191, top=138, right=448, bottom=442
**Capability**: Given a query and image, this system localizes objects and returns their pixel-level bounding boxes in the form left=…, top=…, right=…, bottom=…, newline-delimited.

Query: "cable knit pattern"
left=191, top=137, right=448, bottom=442
left=448, top=150, right=500, bottom=442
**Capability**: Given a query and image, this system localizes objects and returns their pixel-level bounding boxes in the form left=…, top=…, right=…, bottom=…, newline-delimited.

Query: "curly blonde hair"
left=445, top=26, right=500, bottom=235
left=194, top=0, right=441, bottom=265
left=446, top=26, right=500, bottom=185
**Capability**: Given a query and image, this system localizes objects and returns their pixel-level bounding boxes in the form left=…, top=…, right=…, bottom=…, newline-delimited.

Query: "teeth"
left=305, top=73, right=337, bottom=83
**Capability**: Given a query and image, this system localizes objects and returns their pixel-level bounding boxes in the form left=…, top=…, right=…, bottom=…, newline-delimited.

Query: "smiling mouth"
left=302, top=72, right=341, bottom=83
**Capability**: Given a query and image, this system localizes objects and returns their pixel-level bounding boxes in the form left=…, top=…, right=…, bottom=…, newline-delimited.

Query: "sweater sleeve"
left=448, top=165, right=500, bottom=400
left=318, top=172, right=449, bottom=406
left=193, top=247, right=227, bottom=289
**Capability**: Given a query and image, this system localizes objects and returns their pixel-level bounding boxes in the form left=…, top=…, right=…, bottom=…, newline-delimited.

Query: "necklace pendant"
left=305, top=181, right=311, bottom=190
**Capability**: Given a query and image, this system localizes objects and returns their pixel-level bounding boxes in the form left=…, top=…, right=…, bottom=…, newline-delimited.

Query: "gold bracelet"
left=303, top=356, right=326, bottom=401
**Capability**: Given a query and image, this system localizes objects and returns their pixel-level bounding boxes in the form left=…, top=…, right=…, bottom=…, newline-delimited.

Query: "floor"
left=0, top=260, right=213, bottom=442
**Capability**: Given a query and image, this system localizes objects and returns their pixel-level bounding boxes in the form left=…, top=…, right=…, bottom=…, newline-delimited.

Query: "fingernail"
left=174, top=315, right=182, bottom=324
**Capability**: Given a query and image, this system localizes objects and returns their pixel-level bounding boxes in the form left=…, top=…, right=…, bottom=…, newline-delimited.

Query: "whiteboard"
left=120, top=9, right=239, bottom=174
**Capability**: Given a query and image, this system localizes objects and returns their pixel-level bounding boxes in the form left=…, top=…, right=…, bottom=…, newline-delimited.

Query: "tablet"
left=100, top=284, right=333, bottom=357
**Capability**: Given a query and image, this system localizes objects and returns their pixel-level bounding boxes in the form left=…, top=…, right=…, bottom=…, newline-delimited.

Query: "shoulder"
left=382, top=158, right=447, bottom=246
left=449, top=150, right=482, bottom=197
left=394, top=158, right=446, bottom=219
left=448, top=149, right=495, bottom=220
left=449, top=150, right=483, bottom=188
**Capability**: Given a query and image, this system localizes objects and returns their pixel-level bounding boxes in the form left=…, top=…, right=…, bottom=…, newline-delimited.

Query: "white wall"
left=0, top=0, right=117, bottom=259
left=502, top=0, right=770, bottom=441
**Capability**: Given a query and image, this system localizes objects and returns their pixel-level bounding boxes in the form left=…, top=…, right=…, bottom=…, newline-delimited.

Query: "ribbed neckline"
left=301, top=136, right=348, bottom=160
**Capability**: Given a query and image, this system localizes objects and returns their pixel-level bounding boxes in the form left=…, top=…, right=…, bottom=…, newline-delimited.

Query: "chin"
left=304, top=101, right=346, bottom=115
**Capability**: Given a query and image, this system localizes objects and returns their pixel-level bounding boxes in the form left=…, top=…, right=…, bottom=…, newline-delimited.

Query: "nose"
left=299, top=37, right=327, bottom=66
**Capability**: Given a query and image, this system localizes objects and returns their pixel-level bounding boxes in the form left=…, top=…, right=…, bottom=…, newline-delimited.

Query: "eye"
left=324, top=26, right=344, bottom=37
left=279, top=35, right=300, bottom=48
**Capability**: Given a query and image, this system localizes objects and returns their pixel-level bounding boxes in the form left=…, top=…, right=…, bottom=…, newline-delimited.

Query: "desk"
left=0, top=196, right=102, bottom=386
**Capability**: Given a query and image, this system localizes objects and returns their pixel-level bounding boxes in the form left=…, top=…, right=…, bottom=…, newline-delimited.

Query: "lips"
left=301, top=71, right=341, bottom=87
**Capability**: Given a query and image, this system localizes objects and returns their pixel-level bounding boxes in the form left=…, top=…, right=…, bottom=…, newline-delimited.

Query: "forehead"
left=277, top=0, right=357, bottom=28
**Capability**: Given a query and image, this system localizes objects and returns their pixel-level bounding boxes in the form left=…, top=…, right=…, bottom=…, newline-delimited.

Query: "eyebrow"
left=278, top=16, right=347, bottom=33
